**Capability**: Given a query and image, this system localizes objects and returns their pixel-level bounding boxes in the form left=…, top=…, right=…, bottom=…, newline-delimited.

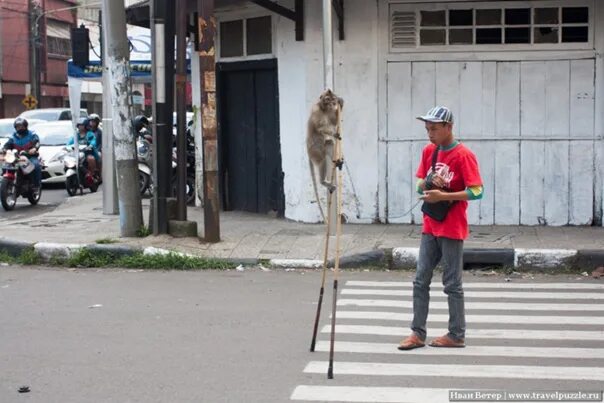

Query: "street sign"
left=22, top=95, right=38, bottom=110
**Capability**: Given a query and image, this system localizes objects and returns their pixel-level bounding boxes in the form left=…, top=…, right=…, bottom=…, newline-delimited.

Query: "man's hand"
left=419, top=189, right=446, bottom=203
left=430, top=173, right=446, bottom=189
left=28, top=148, right=37, bottom=155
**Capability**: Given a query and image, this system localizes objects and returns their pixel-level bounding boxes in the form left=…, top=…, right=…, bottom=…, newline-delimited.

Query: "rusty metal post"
left=197, top=0, right=220, bottom=242
left=175, top=0, right=188, bottom=220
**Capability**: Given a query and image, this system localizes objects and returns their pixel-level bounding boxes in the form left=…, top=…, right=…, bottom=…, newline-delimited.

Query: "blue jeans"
left=29, top=157, right=42, bottom=187
left=411, top=234, right=466, bottom=341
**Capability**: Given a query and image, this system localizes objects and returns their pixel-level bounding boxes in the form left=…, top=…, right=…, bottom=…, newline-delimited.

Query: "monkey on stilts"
left=306, top=89, right=344, bottom=222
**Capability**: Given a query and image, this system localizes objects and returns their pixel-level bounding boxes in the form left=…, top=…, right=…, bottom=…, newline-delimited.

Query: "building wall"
left=377, top=0, right=603, bottom=226
left=0, top=1, right=31, bottom=89
left=217, top=0, right=603, bottom=226
left=274, top=0, right=380, bottom=223
left=0, top=0, right=77, bottom=118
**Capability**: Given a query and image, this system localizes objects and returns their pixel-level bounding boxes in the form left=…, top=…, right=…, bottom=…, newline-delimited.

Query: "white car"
left=19, top=108, right=88, bottom=122
left=30, top=121, right=75, bottom=184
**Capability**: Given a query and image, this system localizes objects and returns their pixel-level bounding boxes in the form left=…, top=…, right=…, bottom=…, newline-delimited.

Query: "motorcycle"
left=170, top=147, right=196, bottom=205
left=137, top=134, right=153, bottom=196
left=182, top=130, right=197, bottom=205
left=0, top=150, right=42, bottom=211
left=64, top=144, right=100, bottom=196
left=137, top=126, right=196, bottom=205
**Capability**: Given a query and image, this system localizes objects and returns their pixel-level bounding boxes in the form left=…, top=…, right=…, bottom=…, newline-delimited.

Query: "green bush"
left=118, top=252, right=234, bottom=270
left=96, top=238, right=118, bottom=244
left=57, top=248, right=234, bottom=270
left=136, top=226, right=152, bottom=238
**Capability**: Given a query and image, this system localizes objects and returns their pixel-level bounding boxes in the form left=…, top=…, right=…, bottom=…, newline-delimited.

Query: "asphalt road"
left=0, top=183, right=73, bottom=219
left=1, top=268, right=603, bottom=403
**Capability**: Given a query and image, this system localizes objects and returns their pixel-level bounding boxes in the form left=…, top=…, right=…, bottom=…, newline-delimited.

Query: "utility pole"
left=151, top=0, right=176, bottom=235
left=100, top=6, right=119, bottom=215
left=197, top=0, right=220, bottom=242
left=103, top=0, right=143, bottom=236
left=29, top=0, right=42, bottom=106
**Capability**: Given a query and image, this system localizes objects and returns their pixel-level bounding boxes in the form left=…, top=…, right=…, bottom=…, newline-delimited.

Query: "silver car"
left=19, top=108, right=88, bottom=122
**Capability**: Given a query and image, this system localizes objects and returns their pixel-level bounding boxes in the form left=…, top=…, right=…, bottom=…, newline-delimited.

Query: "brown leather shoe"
left=429, top=334, right=465, bottom=348
left=397, top=334, right=425, bottom=350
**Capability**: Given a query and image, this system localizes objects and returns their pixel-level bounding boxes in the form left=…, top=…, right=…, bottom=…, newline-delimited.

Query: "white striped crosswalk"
left=334, top=310, right=604, bottom=325
left=345, top=281, right=604, bottom=289
left=291, top=279, right=604, bottom=402
left=337, top=298, right=604, bottom=311
left=320, top=324, right=604, bottom=340
left=342, top=288, right=604, bottom=300
left=312, top=341, right=604, bottom=359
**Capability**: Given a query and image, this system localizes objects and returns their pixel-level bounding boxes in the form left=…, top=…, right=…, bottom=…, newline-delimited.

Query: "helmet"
left=88, top=113, right=101, bottom=123
left=76, top=117, right=90, bottom=129
left=14, top=117, right=28, bottom=130
left=133, top=115, right=149, bottom=132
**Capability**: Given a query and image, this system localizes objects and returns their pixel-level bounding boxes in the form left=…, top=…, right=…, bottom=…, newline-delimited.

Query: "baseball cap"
left=417, top=106, right=454, bottom=124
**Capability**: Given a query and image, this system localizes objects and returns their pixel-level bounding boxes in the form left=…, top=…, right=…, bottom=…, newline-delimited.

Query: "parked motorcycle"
left=64, top=144, right=100, bottom=196
left=182, top=130, right=196, bottom=205
left=170, top=147, right=196, bottom=205
left=137, top=124, right=196, bottom=205
left=0, top=149, right=41, bottom=211
left=137, top=133, right=153, bottom=196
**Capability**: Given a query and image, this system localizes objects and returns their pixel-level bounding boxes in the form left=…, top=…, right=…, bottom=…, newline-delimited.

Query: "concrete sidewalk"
left=1, top=191, right=603, bottom=270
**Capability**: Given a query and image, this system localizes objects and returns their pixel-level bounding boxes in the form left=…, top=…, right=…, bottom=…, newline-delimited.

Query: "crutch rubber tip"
left=327, top=367, right=334, bottom=379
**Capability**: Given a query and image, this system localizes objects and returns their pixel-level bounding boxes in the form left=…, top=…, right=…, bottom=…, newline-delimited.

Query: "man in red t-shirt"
left=398, top=106, right=483, bottom=350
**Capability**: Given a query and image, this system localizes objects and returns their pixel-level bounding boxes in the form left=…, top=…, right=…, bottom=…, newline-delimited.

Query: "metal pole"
left=175, top=0, right=187, bottom=220
left=322, top=0, right=334, bottom=91
left=190, top=42, right=204, bottom=207
left=322, top=0, right=336, bottom=235
left=151, top=0, right=175, bottom=234
left=103, top=0, right=143, bottom=236
left=198, top=0, right=220, bottom=242
left=100, top=6, right=119, bottom=215
left=29, top=0, right=40, bottom=105
left=595, top=1, right=604, bottom=226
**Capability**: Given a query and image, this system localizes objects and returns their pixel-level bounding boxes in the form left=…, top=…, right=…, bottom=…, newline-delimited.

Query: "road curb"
left=1, top=238, right=601, bottom=272
left=514, top=248, right=578, bottom=271
left=0, top=238, right=35, bottom=257
left=389, top=247, right=603, bottom=272
left=573, top=249, right=604, bottom=269
left=269, top=259, right=323, bottom=269
left=464, top=248, right=515, bottom=269
left=34, top=242, right=84, bottom=261
left=84, top=244, right=142, bottom=257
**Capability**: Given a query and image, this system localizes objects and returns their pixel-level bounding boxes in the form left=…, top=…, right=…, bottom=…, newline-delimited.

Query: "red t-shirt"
left=416, top=142, right=482, bottom=240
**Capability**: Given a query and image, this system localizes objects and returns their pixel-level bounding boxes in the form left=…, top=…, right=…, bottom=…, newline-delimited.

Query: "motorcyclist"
left=67, top=118, right=99, bottom=176
left=88, top=113, right=103, bottom=150
left=1, top=118, right=42, bottom=190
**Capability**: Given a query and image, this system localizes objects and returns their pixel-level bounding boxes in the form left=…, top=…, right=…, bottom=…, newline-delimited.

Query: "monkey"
left=306, top=89, right=344, bottom=222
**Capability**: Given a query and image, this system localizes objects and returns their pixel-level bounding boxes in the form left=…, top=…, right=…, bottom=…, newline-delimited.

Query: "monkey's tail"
left=309, top=158, right=326, bottom=223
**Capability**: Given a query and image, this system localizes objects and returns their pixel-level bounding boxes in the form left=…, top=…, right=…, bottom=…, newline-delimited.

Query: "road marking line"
left=291, top=385, right=451, bottom=402
left=342, top=288, right=604, bottom=300
left=334, top=310, right=604, bottom=325
left=337, top=298, right=604, bottom=311
left=313, top=341, right=604, bottom=359
left=345, top=281, right=604, bottom=290
left=303, top=361, right=604, bottom=381
left=320, top=325, right=604, bottom=340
